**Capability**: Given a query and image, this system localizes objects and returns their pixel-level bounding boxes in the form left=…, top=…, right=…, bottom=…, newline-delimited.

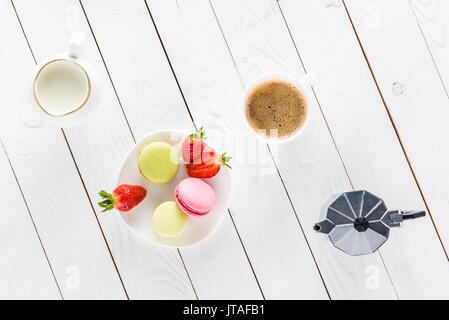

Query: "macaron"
left=153, top=201, right=189, bottom=238
left=138, top=141, right=179, bottom=184
left=175, top=178, right=216, bottom=217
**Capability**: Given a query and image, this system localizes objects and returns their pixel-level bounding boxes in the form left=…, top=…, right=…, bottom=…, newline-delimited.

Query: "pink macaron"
left=175, top=178, right=216, bottom=217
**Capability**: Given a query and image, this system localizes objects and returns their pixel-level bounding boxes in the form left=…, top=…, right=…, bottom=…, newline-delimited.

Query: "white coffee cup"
left=242, top=72, right=316, bottom=144
left=23, top=32, right=99, bottom=128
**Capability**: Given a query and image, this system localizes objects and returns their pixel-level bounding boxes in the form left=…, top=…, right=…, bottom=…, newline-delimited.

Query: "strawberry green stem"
left=221, top=152, right=232, bottom=169
left=98, top=190, right=115, bottom=212
left=190, top=126, right=206, bottom=140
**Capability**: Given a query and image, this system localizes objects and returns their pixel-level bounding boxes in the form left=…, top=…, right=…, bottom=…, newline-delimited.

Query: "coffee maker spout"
left=313, top=220, right=335, bottom=234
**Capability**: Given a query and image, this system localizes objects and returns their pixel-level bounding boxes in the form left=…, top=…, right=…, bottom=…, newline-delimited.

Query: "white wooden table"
left=1, top=0, right=448, bottom=300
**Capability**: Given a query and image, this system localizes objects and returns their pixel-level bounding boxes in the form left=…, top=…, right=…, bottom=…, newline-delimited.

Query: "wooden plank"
left=0, top=0, right=126, bottom=299
left=11, top=0, right=195, bottom=299
left=344, top=0, right=449, bottom=297
left=146, top=0, right=330, bottom=300
left=79, top=0, right=264, bottom=299
left=147, top=0, right=398, bottom=299
left=275, top=0, right=449, bottom=299
left=0, top=144, right=61, bottom=299
left=411, top=0, right=449, bottom=97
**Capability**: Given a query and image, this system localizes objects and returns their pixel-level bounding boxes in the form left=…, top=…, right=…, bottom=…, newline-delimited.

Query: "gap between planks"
left=81, top=0, right=272, bottom=298
left=279, top=0, right=397, bottom=298
left=275, top=0, right=399, bottom=298
left=208, top=0, right=331, bottom=298
left=8, top=0, right=63, bottom=299
left=408, top=0, right=449, bottom=99
left=10, top=0, right=435, bottom=300
left=143, top=0, right=264, bottom=299
left=10, top=0, right=130, bottom=299
left=81, top=0, right=201, bottom=299
left=209, top=0, right=398, bottom=298
left=341, top=0, right=448, bottom=261
left=0, top=133, right=64, bottom=299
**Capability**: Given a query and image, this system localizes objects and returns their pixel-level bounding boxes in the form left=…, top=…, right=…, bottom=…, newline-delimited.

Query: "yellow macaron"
left=138, top=141, right=179, bottom=184
left=153, top=201, right=189, bottom=238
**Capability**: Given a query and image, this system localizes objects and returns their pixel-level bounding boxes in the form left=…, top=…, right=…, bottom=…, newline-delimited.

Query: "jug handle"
left=68, top=31, right=87, bottom=58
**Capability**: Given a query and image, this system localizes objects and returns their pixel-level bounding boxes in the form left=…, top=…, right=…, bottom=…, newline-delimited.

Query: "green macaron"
left=153, top=201, right=189, bottom=238
left=138, top=141, right=180, bottom=184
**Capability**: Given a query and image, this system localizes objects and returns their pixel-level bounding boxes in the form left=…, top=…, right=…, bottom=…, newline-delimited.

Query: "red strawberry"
left=98, top=184, right=147, bottom=212
left=182, top=127, right=207, bottom=163
left=199, top=144, right=217, bottom=163
left=186, top=152, right=232, bottom=179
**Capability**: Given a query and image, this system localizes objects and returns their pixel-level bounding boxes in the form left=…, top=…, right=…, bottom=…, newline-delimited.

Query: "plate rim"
left=115, top=129, right=233, bottom=248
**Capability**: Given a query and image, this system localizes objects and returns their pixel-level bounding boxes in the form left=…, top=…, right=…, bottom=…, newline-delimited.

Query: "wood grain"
left=278, top=0, right=449, bottom=299
left=1, top=0, right=447, bottom=299
left=147, top=0, right=400, bottom=299
left=0, top=0, right=126, bottom=299
left=411, top=0, right=449, bottom=97
left=12, top=0, right=195, bottom=299
left=0, top=142, right=61, bottom=299
left=345, top=0, right=449, bottom=298
left=80, top=0, right=265, bottom=299
left=146, top=0, right=331, bottom=299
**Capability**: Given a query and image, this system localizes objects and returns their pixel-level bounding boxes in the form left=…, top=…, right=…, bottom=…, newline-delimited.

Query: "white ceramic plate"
left=117, top=130, right=232, bottom=247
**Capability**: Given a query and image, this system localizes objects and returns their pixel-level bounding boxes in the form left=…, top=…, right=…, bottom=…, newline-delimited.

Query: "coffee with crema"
left=245, top=79, right=307, bottom=139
